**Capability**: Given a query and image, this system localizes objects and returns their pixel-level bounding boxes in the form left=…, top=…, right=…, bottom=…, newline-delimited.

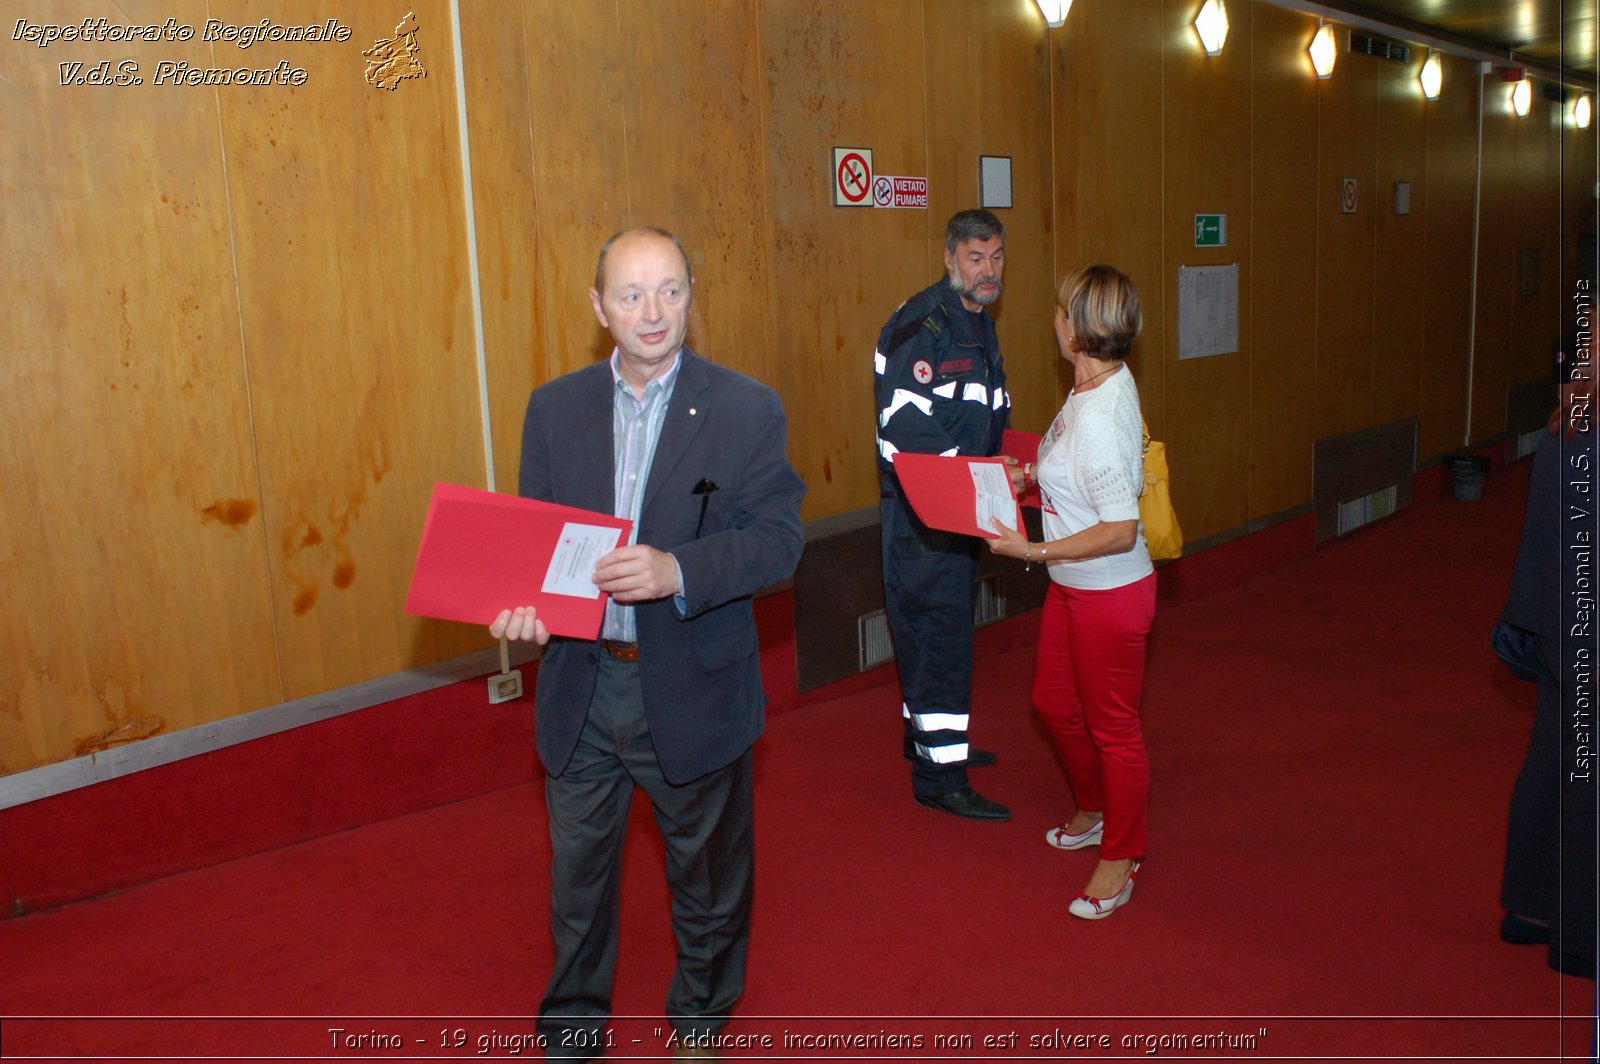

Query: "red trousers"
left=1031, top=574, right=1157, bottom=859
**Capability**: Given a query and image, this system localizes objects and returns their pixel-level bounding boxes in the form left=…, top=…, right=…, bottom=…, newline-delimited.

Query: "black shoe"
left=902, top=744, right=997, bottom=767
left=1500, top=912, right=1550, bottom=945
left=1549, top=948, right=1597, bottom=979
left=914, top=786, right=1011, bottom=821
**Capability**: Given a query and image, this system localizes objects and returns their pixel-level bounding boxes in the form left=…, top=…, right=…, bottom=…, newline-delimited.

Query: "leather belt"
left=601, top=639, right=639, bottom=662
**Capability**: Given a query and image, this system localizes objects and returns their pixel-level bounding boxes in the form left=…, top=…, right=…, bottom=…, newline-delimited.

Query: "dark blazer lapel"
left=641, top=348, right=710, bottom=514
left=581, top=360, right=618, bottom=516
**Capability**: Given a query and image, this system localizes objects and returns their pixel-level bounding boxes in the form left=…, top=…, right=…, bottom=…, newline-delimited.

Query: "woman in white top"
left=988, top=265, right=1157, bottom=920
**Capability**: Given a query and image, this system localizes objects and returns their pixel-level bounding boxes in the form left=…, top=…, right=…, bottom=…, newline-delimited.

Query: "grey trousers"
left=538, top=651, right=754, bottom=1058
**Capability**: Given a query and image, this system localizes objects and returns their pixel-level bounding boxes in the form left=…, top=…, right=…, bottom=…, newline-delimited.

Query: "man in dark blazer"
left=491, top=227, right=805, bottom=1060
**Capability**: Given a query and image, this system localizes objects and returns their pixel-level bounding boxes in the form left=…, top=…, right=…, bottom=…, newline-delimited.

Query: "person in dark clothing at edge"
left=873, top=209, right=1025, bottom=822
left=1495, top=309, right=1598, bottom=980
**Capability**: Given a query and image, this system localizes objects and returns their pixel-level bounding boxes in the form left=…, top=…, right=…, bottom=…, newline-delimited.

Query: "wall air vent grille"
left=973, top=574, right=1006, bottom=628
left=858, top=609, right=895, bottom=671
left=1337, top=484, right=1399, bottom=536
left=1348, top=31, right=1410, bottom=63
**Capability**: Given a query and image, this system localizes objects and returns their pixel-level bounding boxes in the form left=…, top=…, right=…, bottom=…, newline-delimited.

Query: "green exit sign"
left=1194, top=214, right=1227, bottom=247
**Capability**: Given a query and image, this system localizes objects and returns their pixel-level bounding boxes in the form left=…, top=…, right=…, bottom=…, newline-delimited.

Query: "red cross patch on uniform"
left=912, top=359, right=933, bottom=384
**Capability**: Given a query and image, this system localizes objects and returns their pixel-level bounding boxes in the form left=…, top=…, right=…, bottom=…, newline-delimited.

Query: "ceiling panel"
left=1312, top=0, right=1597, bottom=76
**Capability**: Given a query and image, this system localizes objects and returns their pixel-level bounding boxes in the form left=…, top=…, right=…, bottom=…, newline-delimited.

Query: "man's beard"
left=952, top=272, right=1003, bottom=306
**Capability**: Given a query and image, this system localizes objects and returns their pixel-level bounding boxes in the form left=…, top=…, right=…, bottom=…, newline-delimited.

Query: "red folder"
left=1002, top=428, right=1043, bottom=508
left=890, top=453, right=1023, bottom=539
left=404, top=483, right=631, bottom=639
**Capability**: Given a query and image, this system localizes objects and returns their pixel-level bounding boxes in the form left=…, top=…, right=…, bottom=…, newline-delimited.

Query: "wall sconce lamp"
left=1034, top=0, right=1072, bottom=28
left=1194, top=0, right=1229, bottom=57
left=1512, top=76, right=1532, bottom=117
left=1309, top=22, right=1337, bottom=79
left=1574, top=93, right=1592, bottom=129
left=1419, top=51, right=1442, bottom=100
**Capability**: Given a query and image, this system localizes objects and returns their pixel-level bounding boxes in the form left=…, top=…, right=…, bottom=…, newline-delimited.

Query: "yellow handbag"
left=1140, top=420, right=1183, bottom=560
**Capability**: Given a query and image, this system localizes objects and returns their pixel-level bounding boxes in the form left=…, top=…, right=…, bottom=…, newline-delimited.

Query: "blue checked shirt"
left=603, top=351, right=683, bottom=642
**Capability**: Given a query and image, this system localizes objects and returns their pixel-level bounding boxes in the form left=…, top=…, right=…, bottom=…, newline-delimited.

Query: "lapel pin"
left=689, top=407, right=697, bottom=416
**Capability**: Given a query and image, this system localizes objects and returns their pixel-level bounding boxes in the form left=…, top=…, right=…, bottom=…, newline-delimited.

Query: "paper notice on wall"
left=1177, top=263, right=1239, bottom=360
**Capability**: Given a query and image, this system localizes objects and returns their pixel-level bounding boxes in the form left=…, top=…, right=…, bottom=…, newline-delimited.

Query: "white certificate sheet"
left=970, top=462, right=1018, bottom=533
left=542, top=522, right=622, bottom=599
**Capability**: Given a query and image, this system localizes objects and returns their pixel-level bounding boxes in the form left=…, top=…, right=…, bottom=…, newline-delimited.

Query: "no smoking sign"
left=874, top=175, right=928, bottom=210
left=1339, top=177, right=1358, bottom=214
left=832, top=147, right=873, bottom=207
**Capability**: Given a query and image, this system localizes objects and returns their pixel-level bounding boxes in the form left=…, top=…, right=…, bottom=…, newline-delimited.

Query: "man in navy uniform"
left=874, top=209, right=1018, bottom=821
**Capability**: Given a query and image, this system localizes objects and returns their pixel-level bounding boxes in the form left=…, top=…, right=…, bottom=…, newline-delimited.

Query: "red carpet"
left=3, top=460, right=1596, bottom=1061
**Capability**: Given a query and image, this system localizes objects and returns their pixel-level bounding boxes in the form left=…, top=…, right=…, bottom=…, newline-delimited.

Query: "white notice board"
left=1177, top=264, right=1239, bottom=360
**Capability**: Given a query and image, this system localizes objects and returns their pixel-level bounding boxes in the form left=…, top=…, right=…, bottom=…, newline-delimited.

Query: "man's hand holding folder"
left=489, top=605, right=549, bottom=645
left=404, top=482, right=633, bottom=641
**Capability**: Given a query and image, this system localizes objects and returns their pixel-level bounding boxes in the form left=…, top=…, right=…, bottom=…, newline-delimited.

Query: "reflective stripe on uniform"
left=878, top=436, right=899, bottom=460
left=962, top=382, right=989, bottom=405
left=874, top=350, right=887, bottom=375
left=880, top=387, right=934, bottom=426
left=932, top=381, right=957, bottom=398
left=915, top=741, right=970, bottom=764
left=992, top=386, right=1007, bottom=410
left=906, top=707, right=969, bottom=733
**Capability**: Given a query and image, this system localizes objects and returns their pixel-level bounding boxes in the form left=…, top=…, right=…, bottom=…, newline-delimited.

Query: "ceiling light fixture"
left=1309, top=22, right=1337, bottom=79
left=1419, top=51, right=1442, bottom=100
left=1034, top=0, right=1072, bottom=28
left=1512, top=76, right=1532, bottom=117
left=1194, top=0, right=1229, bottom=57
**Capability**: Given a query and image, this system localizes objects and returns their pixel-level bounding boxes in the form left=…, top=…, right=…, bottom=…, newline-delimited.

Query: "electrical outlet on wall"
left=488, top=669, right=523, bottom=704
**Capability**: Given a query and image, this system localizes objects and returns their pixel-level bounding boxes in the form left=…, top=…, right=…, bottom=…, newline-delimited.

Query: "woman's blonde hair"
left=1059, top=265, right=1142, bottom=360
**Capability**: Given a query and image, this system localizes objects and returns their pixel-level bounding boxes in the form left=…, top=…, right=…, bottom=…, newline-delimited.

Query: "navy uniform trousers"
left=880, top=482, right=981, bottom=798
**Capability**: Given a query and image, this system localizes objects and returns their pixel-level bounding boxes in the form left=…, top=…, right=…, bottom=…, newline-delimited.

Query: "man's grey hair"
left=945, top=209, right=1005, bottom=253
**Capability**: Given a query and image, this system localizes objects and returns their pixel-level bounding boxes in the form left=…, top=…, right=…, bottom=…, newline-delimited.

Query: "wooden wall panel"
left=1161, top=0, right=1253, bottom=540
left=1562, top=120, right=1599, bottom=293
left=620, top=0, right=774, bottom=390
left=525, top=2, right=632, bottom=379
left=1505, top=99, right=1564, bottom=391
left=759, top=0, right=930, bottom=520
left=924, top=0, right=1056, bottom=439
left=1470, top=80, right=1523, bottom=441
left=1418, top=54, right=1479, bottom=460
left=216, top=0, right=485, bottom=697
left=458, top=4, right=546, bottom=495
left=1370, top=53, right=1430, bottom=428
left=1315, top=44, right=1380, bottom=441
left=1052, top=0, right=1166, bottom=434
left=1249, top=5, right=1321, bottom=516
left=0, top=0, right=280, bottom=775
left=1470, top=80, right=1570, bottom=439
